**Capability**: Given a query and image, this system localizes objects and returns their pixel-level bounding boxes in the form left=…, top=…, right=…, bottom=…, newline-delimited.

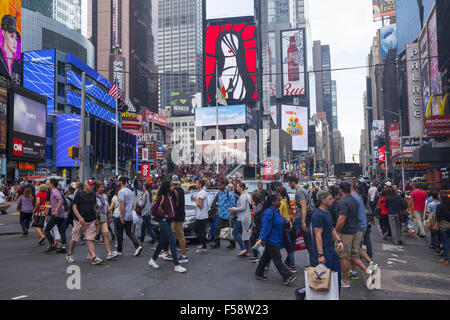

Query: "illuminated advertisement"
left=0, top=0, right=21, bottom=83
left=8, top=86, right=46, bottom=162
left=380, top=24, right=397, bottom=57
left=388, top=122, right=400, bottom=154
left=67, top=53, right=111, bottom=89
left=205, top=23, right=257, bottom=103
left=0, top=88, right=6, bottom=149
left=281, top=105, right=308, bottom=151
left=56, top=114, right=80, bottom=168
left=371, top=120, right=385, bottom=161
left=195, top=105, right=247, bottom=127
left=281, top=29, right=306, bottom=97
left=206, top=0, right=254, bottom=20
left=372, top=0, right=396, bottom=20
left=23, top=49, right=55, bottom=114
left=66, top=91, right=117, bottom=125
left=170, top=92, right=202, bottom=116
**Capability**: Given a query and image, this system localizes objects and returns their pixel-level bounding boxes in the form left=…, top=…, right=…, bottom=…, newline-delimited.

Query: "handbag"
left=295, top=232, right=307, bottom=251
left=152, top=195, right=165, bottom=220
left=306, top=264, right=332, bottom=292
left=219, top=220, right=234, bottom=241
left=31, top=213, right=45, bottom=228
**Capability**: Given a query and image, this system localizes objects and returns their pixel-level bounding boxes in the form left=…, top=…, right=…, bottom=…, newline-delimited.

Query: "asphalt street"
left=0, top=204, right=449, bottom=300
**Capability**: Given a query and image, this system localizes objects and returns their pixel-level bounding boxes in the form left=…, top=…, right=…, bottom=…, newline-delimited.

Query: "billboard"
left=8, top=86, right=46, bottom=162
left=0, top=0, right=21, bottom=83
left=373, top=0, right=396, bottom=20
left=270, top=105, right=277, bottom=125
left=281, top=29, right=306, bottom=97
left=268, top=31, right=276, bottom=98
left=205, top=23, right=257, bottom=103
left=380, top=24, right=397, bottom=57
left=281, top=105, right=308, bottom=151
left=388, top=122, right=400, bottom=154
left=406, top=43, right=423, bottom=137
left=170, top=92, right=202, bottom=116
left=110, top=54, right=126, bottom=98
left=206, top=0, right=254, bottom=20
left=371, top=120, right=385, bottom=160
left=195, top=105, right=247, bottom=127
left=379, top=145, right=386, bottom=163
left=56, top=114, right=80, bottom=168
left=0, top=88, right=6, bottom=149
left=23, top=49, right=55, bottom=114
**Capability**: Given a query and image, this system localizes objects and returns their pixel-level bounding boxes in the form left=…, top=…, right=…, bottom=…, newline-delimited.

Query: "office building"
left=331, top=80, right=338, bottom=130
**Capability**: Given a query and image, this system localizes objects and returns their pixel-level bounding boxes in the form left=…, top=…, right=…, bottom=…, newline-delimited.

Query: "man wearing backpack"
left=288, top=176, right=318, bottom=267
left=210, top=179, right=236, bottom=249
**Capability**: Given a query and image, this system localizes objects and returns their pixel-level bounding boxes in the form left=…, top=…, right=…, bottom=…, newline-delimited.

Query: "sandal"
left=237, top=250, right=248, bottom=257
left=39, top=237, right=46, bottom=245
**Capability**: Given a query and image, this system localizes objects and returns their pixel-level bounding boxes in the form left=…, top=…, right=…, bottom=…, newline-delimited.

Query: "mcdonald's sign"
left=424, top=94, right=450, bottom=136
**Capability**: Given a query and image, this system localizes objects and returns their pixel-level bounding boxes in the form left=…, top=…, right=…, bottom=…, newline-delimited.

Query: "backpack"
left=298, top=188, right=316, bottom=218
left=58, top=190, right=70, bottom=213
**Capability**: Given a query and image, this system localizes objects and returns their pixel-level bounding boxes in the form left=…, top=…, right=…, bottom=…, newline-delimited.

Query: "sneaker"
left=179, top=256, right=189, bottom=264
left=440, top=259, right=449, bottom=264
left=134, top=246, right=143, bottom=257
left=163, top=253, right=173, bottom=261
left=248, top=257, right=259, bottom=263
left=66, top=255, right=75, bottom=263
left=107, top=252, right=119, bottom=260
left=196, top=249, right=208, bottom=254
left=116, top=251, right=123, bottom=256
left=158, top=252, right=168, bottom=259
left=148, top=258, right=159, bottom=269
left=197, top=245, right=204, bottom=249
left=45, top=246, right=56, bottom=253
left=55, top=247, right=67, bottom=254
left=349, top=271, right=359, bottom=280
left=288, top=266, right=297, bottom=273
left=177, top=247, right=189, bottom=251
left=284, top=275, right=297, bottom=286
left=255, top=275, right=268, bottom=281
left=341, top=280, right=351, bottom=288
left=86, top=254, right=93, bottom=260
left=92, top=256, right=104, bottom=265
left=174, top=265, right=187, bottom=273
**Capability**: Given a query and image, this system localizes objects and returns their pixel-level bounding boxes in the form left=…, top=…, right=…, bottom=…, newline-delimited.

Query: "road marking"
left=382, top=244, right=405, bottom=252
left=0, top=223, right=5, bottom=226
left=392, top=254, right=399, bottom=257
left=11, top=295, right=28, bottom=300
left=387, top=261, right=393, bottom=265
left=388, top=258, right=407, bottom=264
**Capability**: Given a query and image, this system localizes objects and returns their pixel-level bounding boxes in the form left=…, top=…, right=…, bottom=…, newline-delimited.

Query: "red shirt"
left=411, top=189, right=427, bottom=211
left=378, top=196, right=388, bottom=215
left=35, top=192, right=47, bottom=213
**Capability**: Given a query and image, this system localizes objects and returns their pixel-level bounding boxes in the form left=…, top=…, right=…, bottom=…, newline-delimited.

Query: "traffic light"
left=68, top=146, right=81, bottom=160
left=352, top=156, right=355, bottom=162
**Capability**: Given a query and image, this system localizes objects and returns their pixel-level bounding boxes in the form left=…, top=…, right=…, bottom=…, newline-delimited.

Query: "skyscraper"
left=331, top=80, right=338, bottom=129
left=22, top=0, right=82, bottom=33
left=88, top=0, right=158, bottom=113
left=158, top=0, right=203, bottom=110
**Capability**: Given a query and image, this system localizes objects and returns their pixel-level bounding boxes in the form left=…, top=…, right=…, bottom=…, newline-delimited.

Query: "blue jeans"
left=439, top=228, right=450, bottom=261
left=140, top=215, right=158, bottom=243
left=152, top=219, right=179, bottom=266
left=232, top=220, right=250, bottom=252
left=294, top=217, right=318, bottom=266
left=431, top=230, right=440, bottom=249
left=363, top=224, right=373, bottom=259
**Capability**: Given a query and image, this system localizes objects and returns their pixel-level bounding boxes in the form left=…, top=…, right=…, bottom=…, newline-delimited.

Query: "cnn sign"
left=13, top=139, right=23, bottom=156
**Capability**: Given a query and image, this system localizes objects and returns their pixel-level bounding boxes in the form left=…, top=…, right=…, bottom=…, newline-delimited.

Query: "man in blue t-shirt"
left=312, top=190, right=344, bottom=295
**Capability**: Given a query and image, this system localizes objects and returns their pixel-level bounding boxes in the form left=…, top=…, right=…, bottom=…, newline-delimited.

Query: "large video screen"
left=0, top=0, right=21, bottom=83
left=195, top=104, right=247, bottom=127
left=0, top=88, right=6, bottom=150
left=56, top=114, right=80, bottom=168
left=205, top=23, right=257, bottom=103
left=372, top=0, right=396, bottom=20
left=206, top=0, right=254, bottom=20
left=281, top=29, right=306, bottom=97
left=23, top=49, right=55, bottom=114
left=281, top=105, right=308, bottom=151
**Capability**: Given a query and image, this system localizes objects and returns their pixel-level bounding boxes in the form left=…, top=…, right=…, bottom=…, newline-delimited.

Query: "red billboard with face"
left=205, top=23, right=257, bottom=103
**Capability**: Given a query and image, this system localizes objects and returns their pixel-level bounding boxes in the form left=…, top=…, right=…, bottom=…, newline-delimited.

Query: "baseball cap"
left=86, top=179, right=95, bottom=185
left=385, top=181, right=392, bottom=187
left=171, top=175, right=180, bottom=185
left=317, top=189, right=330, bottom=202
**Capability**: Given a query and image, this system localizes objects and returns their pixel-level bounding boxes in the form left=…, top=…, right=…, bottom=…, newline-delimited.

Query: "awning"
left=412, top=145, right=450, bottom=164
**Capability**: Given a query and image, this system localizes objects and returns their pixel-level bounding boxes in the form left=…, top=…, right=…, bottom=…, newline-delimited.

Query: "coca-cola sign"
left=281, top=29, right=306, bottom=97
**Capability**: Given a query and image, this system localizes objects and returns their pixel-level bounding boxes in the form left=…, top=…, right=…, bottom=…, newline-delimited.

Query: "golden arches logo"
left=425, top=94, right=449, bottom=118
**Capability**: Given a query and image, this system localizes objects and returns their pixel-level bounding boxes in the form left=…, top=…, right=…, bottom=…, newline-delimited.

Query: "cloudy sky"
left=309, top=1, right=381, bottom=162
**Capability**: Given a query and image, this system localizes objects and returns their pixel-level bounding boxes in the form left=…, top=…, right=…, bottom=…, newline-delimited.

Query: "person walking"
left=148, top=181, right=186, bottom=273
left=210, top=179, right=236, bottom=249
left=254, top=193, right=297, bottom=286
left=95, top=182, right=119, bottom=260
left=433, top=192, right=450, bottom=264
left=32, top=184, right=48, bottom=244
left=276, top=186, right=296, bottom=273
left=16, top=187, right=34, bottom=237
left=230, top=182, right=252, bottom=257
left=249, top=192, right=264, bottom=262
left=116, top=176, right=143, bottom=257
left=193, top=179, right=209, bottom=254
left=62, top=187, right=76, bottom=239
left=138, top=183, right=158, bottom=246
left=385, top=188, right=407, bottom=246
left=44, top=179, right=67, bottom=253
left=426, top=191, right=441, bottom=251
left=411, top=185, right=427, bottom=238
left=66, top=180, right=103, bottom=265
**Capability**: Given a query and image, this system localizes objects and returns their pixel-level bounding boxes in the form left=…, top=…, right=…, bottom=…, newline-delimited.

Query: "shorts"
left=337, top=233, right=361, bottom=260
left=71, top=220, right=96, bottom=242
left=96, top=221, right=109, bottom=234
left=171, top=221, right=186, bottom=246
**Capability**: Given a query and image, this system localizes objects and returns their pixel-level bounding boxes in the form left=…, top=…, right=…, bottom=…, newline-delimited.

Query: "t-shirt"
left=351, top=193, right=367, bottom=232
left=173, top=187, right=186, bottom=222
left=194, top=189, right=209, bottom=220
left=0, top=191, right=5, bottom=203
left=96, top=193, right=109, bottom=222
left=294, top=186, right=307, bottom=219
left=427, top=199, right=440, bottom=215
left=50, top=188, right=65, bottom=218
left=436, top=204, right=450, bottom=223
left=118, top=187, right=134, bottom=221
left=411, top=189, right=427, bottom=211
left=337, top=194, right=360, bottom=235
left=368, top=187, right=377, bottom=202
left=18, top=195, right=34, bottom=213
left=73, top=190, right=96, bottom=223
left=312, top=208, right=335, bottom=256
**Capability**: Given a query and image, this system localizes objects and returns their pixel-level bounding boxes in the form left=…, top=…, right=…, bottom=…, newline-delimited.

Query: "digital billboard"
left=0, top=0, right=21, bottom=83
left=23, top=49, right=55, bottom=114
left=205, top=23, right=257, bottom=103
left=206, top=0, right=254, bottom=20
left=373, top=0, right=396, bottom=20
left=8, top=86, right=46, bottom=162
left=380, top=24, right=397, bottom=57
left=195, top=104, right=247, bottom=127
left=281, top=29, right=306, bottom=97
left=281, top=105, right=308, bottom=151
left=170, top=92, right=202, bottom=116
left=0, top=88, right=6, bottom=149
left=56, top=114, right=80, bottom=168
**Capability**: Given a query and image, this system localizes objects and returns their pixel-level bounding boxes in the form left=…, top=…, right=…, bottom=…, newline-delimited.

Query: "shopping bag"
left=295, top=232, right=307, bottom=251
left=251, top=239, right=265, bottom=256
left=306, top=264, right=331, bottom=292
left=366, top=264, right=381, bottom=290
left=305, top=269, right=339, bottom=300
left=219, top=220, right=234, bottom=241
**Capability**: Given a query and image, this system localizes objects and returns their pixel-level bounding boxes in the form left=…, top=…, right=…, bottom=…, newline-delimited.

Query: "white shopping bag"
left=305, top=269, right=339, bottom=300
left=366, top=264, right=381, bottom=290
left=251, top=239, right=265, bottom=256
